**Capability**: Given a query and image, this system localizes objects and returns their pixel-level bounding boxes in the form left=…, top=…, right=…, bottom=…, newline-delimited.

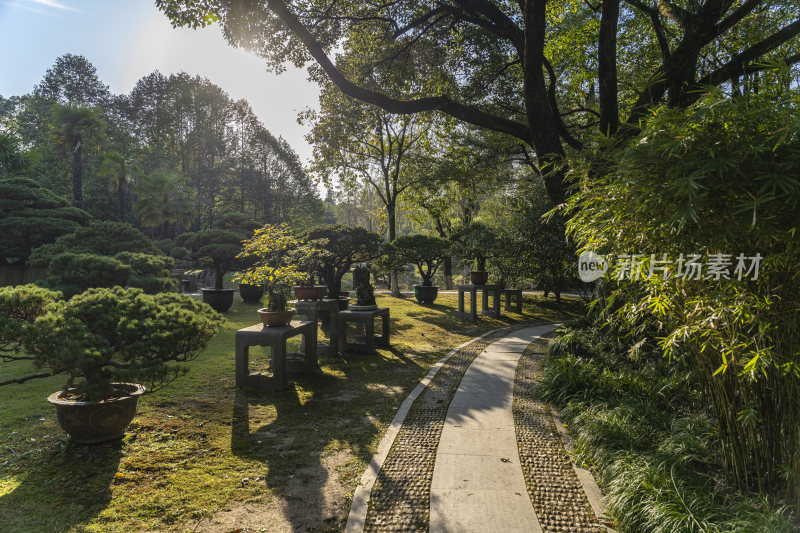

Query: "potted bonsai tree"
left=303, top=225, right=383, bottom=309
left=1, top=285, right=222, bottom=443
left=289, top=239, right=328, bottom=301
left=458, top=222, right=497, bottom=285
left=391, top=235, right=452, bottom=304
left=234, top=223, right=306, bottom=327
left=216, top=213, right=264, bottom=303
left=183, top=229, right=244, bottom=312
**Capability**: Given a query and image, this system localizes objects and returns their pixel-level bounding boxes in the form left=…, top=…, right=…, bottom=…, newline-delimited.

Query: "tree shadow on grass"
left=229, top=349, right=420, bottom=532
left=0, top=441, right=122, bottom=532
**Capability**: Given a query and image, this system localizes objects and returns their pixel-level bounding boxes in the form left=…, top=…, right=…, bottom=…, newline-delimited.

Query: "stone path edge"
left=345, top=325, right=543, bottom=533
left=551, top=410, right=616, bottom=532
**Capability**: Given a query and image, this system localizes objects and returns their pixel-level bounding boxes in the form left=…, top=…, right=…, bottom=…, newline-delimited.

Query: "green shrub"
left=542, top=325, right=796, bottom=532
left=0, top=177, right=90, bottom=265
left=28, top=221, right=160, bottom=268
left=24, top=287, right=222, bottom=401
left=115, top=251, right=176, bottom=293
left=43, top=252, right=131, bottom=298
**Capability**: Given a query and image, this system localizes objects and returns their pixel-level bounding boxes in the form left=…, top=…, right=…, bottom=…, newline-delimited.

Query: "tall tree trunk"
left=118, top=185, right=126, bottom=222
left=599, top=0, right=620, bottom=135
left=443, top=256, right=454, bottom=290
left=71, top=138, right=85, bottom=209
left=523, top=0, right=567, bottom=203
left=387, top=201, right=402, bottom=297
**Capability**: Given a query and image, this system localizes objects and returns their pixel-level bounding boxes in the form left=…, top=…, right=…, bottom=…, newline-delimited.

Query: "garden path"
left=345, top=325, right=612, bottom=532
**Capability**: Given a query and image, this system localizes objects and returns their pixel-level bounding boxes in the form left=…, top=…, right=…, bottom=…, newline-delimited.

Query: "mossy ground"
left=0, top=293, right=582, bottom=532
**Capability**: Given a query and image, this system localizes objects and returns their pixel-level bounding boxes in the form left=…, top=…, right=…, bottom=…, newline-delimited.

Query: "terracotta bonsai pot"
left=258, top=308, right=294, bottom=327
left=414, top=285, right=439, bottom=304
left=293, top=285, right=327, bottom=301
left=47, top=383, right=146, bottom=444
left=239, top=284, right=264, bottom=303
left=470, top=271, right=489, bottom=285
left=201, top=288, right=235, bottom=312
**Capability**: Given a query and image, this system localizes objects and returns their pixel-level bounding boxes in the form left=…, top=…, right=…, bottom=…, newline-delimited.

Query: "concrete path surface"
left=429, top=325, right=550, bottom=533
left=346, top=324, right=609, bottom=533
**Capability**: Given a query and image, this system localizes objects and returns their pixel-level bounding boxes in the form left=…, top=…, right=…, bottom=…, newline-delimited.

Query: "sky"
left=0, top=0, right=320, bottom=163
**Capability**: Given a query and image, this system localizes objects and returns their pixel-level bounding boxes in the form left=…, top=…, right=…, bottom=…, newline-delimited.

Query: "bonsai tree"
left=183, top=229, right=244, bottom=290
left=288, top=239, right=329, bottom=286
left=303, top=224, right=383, bottom=297
left=391, top=235, right=452, bottom=287
left=457, top=222, right=497, bottom=272
left=23, top=287, right=222, bottom=401
left=234, top=223, right=306, bottom=311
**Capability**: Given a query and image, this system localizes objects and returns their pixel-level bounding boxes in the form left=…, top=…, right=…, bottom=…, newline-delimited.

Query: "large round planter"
left=202, top=288, right=235, bottom=312
left=47, top=383, right=145, bottom=444
left=293, top=285, right=327, bottom=301
left=470, top=271, right=489, bottom=285
left=239, top=284, right=264, bottom=303
left=414, top=285, right=439, bottom=304
left=258, top=308, right=294, bottom=327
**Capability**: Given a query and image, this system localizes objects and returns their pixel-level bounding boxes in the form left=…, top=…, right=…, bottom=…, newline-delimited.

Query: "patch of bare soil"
left=191, top=450, right=352, bottom=533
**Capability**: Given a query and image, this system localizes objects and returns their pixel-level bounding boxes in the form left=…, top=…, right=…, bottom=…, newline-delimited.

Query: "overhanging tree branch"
left=265, top=0, right=532, bottom=143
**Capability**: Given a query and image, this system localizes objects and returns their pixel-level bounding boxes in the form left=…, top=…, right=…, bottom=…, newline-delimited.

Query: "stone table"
left=338, top=307, right=390, bottom=354
left=293, top=298, right=340, bottom=357
left=457, top=284, right=502, bottom=319
left=234, top=320, right=317, bottom=391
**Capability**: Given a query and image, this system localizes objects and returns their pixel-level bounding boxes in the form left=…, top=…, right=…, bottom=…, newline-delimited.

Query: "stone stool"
left=234, top=320, right=317, bottom=391
left=338, top=307, right=390, bottom=354
left=293, top=298, right=340, bottom=356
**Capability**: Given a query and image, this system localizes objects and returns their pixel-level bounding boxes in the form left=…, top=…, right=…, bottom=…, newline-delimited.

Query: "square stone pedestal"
left=293, top=298, right=340, bottom=356
left=234, top=320, right=317, bottom=391
left=501, top=289, right=523, bottom=313
left=457, top=285, right=501, bottom=319
left=338, top=307, right=390, bottom=354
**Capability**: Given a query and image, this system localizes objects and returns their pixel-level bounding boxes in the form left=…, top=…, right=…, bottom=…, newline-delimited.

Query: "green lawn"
left=0, top=293, right=582, bottom=532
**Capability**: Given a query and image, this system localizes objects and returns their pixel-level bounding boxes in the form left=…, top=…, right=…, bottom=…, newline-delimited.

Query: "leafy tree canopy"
left=157, top=0, right=800, bottom=203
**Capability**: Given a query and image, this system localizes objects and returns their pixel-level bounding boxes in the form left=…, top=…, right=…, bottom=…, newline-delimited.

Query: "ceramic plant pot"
left=47, top=383, right=146, bottom=444
left=414, top=285, right=439, bottom=304
left=257, top=308, right=294, bottom=327
left=201, top=288, right=235, bottom=312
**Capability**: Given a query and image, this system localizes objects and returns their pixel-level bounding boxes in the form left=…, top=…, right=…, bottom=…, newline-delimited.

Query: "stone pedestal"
left=234, top=320, right=317, bottom=391
left=457, top=285, right=502, bottom=319
left=293, top=298, right=340, bottom=357
left=338, top=307, right=390, bottom=354
left=501, top=289, right=523, bottom=313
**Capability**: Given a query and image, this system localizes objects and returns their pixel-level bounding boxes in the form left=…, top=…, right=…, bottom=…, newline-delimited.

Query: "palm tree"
left=99, top=151, right=140, bottom=222
left=134, top=170, right=196, bottom=239
left=51, top=105, right=107, bottom=210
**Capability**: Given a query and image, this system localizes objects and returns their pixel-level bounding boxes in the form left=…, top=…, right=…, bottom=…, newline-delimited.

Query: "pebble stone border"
left=362, top=327, right=521, bottom=532
left=513, top=340, right=606, bottom=533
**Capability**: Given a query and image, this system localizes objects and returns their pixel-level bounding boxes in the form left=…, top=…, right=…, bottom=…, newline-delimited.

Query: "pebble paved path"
left=347, top=325, right=609, bottom=533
